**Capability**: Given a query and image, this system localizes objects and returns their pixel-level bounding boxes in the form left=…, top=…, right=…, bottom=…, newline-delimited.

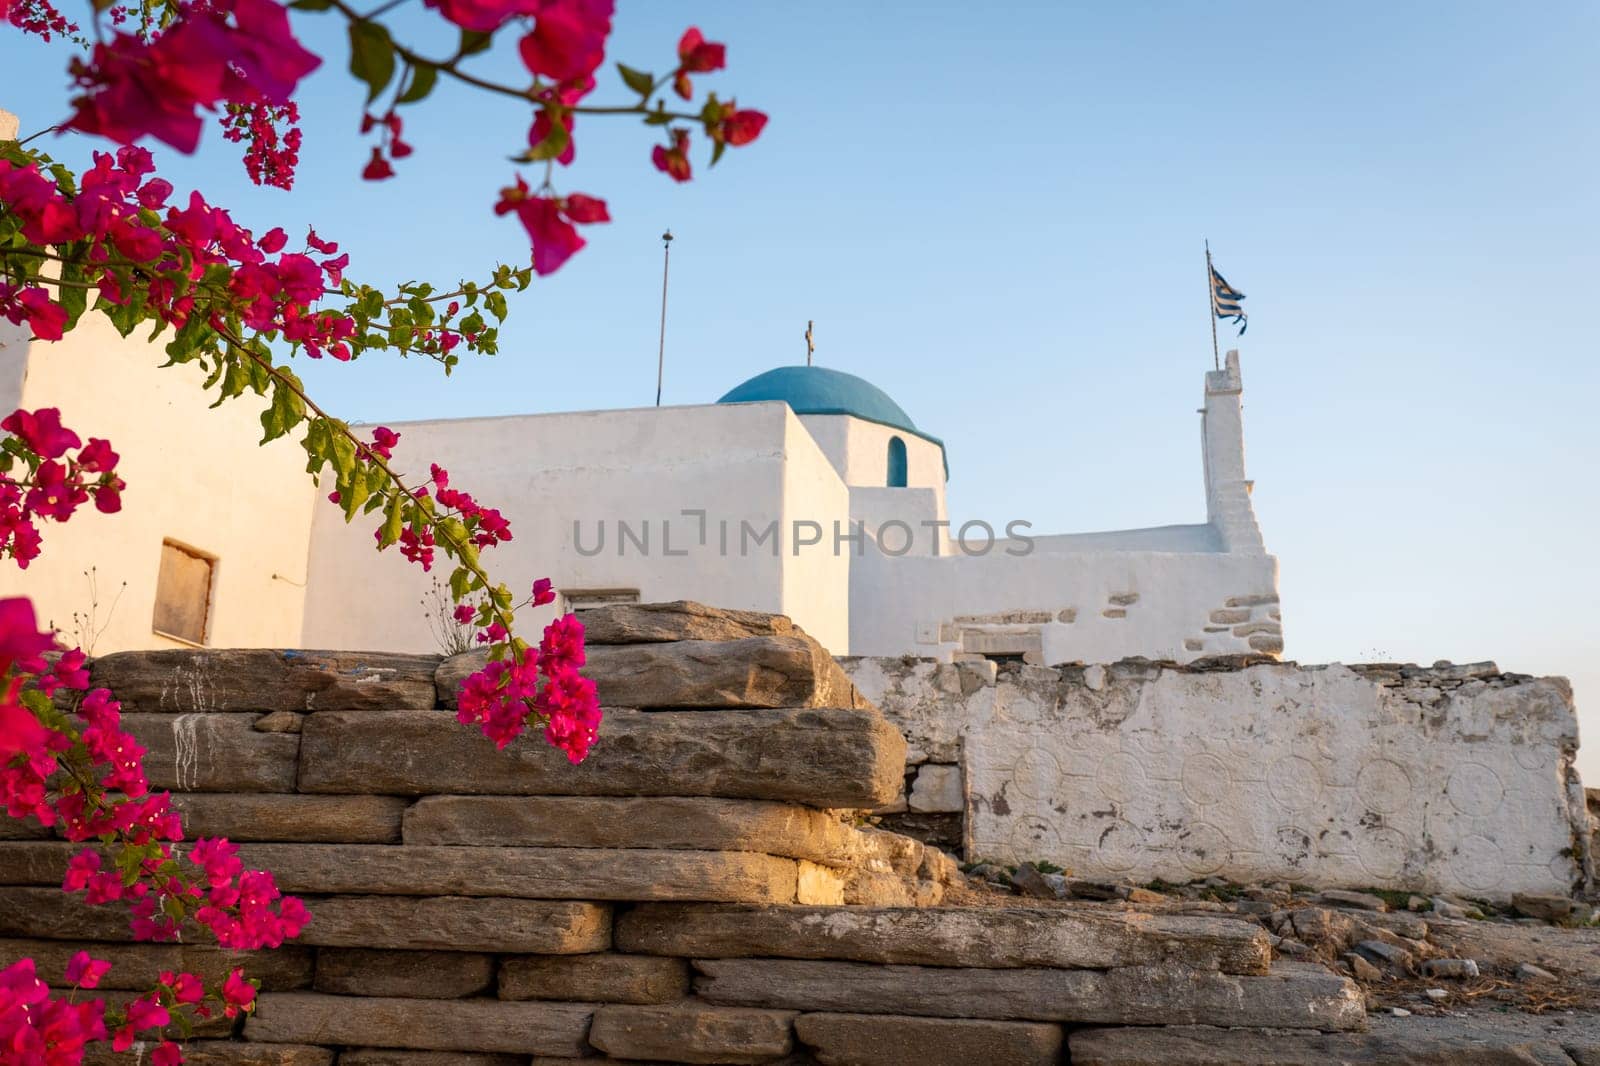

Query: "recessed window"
left=153, top=540, right=214, bottom=645
left=887, top=436, right=908, bottom=488
left=562, top=588, right=639, bottom=612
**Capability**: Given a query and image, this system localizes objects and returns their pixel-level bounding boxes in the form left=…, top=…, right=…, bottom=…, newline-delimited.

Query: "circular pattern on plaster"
left=1009, top=816, right=1063, bottom=856
left=1176, top=821, right=1231, bottom=875
left=1010, top=747, right=1064, bottom=800
left=1513, top=743, right=1547, bottom=772
left=1356, top=759, right=1412, bottom=814
left=1550, top=854, right=1579, bottom=884
left=1266, top=756, right=1323, bottom=812
left=1354, top=826, right=1409, bottom=880
left=1449, top=834, right=1503, bottom=892
left=1131, top=730, right=1171, bottom=755
left=1093, top=819, right=1146, bottom=873
left=1274, top=825, right=1314, bottom=869
left=1095, top=752, right=1148, bottom=803
left=1179, top=753, right=1233, bottom=807
left=1445, top=763, right=1505, bottom=817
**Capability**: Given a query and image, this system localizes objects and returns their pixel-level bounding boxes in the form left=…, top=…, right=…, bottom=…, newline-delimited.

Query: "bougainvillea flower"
left=1, top=408, right=82, bottom=459
left=717, top=105, right=767, bottom=147
left=651, top=128, right=692, bottom=183
left=518, top=0, right=613, bottom=85
left=64, top=951, right=112, bottom=989
left=673, top=26, right=725, bottom=99
left=218, top=0, right=322, bottom=106
left=531, top=577, right=555, bottom=606
left=361, top=147, right=395, bottom=181
left=494, top=176, right=609, bottom=275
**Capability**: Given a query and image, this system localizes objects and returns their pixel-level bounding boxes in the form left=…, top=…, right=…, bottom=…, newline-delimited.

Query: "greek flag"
left=1210, top=263, right=1247, bottom=335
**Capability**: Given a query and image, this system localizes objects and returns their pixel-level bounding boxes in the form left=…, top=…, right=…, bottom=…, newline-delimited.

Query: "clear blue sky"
left=5, top=3, right=1599, bottom=778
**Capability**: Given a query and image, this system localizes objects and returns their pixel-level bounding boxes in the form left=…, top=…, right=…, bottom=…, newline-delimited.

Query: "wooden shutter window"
left=153, top=541, right=213, bottom=645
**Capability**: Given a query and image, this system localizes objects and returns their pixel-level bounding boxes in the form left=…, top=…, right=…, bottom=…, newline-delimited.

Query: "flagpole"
left=1205, top=240, right=1219, bottom=371
left=655, top=229, right=672, bottom=406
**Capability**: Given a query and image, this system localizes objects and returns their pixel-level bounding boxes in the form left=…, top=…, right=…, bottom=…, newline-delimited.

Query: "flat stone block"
left=0, top=938, right=311, bottom=991
left=693, top=959, right=1363, bottom=1030
left=124, top=714, right=300, bottom=792
left=0, top=887, right=134, bottom=940
left=298, top=708, right=904, bottom=809
left=85, top=1042, right=332, bottom=1066
left=589, top=1002, right=798, bottom=1064
left=339, top=1054, right=524, bottom=1066
left=314, top=948, right=494, bottom=999
left=796, top=1013, right=1063, bottom=1066
left=498, top=953, right=689, bottom=1004
left=402, top=795, right=865, bottom=864
left=234, top=844, right=798, bottom=904
left=174, top=794, right=407, bottom=843
left=438, top=633, right=863, bottom=711
left=295, top=895, right=610, bottom=953
left=616, top=904, right=1271, bottom=974
left=246, top=993, right=592, bottom=1056
left=91, top=649, right=440, bottom=712
left=578, top=601, right=794, bottom=644
left=907, top=765, right=962, bottom=813
left=796, top=861, right=846, bottom=905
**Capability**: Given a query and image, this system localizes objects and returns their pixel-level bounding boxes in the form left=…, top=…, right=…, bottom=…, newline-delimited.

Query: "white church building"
left=1, top=305, right=1281, bottom=662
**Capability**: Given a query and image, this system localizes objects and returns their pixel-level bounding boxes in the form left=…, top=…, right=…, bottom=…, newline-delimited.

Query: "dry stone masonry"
left=845, top=653, right=1594, bottom=901
left=0, top=602, right=1400, bottom=1064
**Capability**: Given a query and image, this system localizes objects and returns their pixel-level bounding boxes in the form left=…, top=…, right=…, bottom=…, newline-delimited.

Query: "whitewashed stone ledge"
left=842, top=656, right=1594, bottom=900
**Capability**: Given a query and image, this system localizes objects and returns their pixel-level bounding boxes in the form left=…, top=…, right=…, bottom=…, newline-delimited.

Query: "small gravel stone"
left=1008, top=863, right=1059, bottom=900
left=1421, top=958, right=1479, bottom=979
left=1390, top=1007, right=1412, bottom=1017
left=1424, top=988, right=1449, bottom=1002
left=1343, top=952, right=1382, bottom=982
left=1516, top=963, right=1557, bottom=982
left=1317, top=889, right=1389, bottom=912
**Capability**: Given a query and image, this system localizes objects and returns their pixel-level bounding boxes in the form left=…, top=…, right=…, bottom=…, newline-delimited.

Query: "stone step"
left=344, top=1053, right=524, bottom=1066
left=314, top=948, right=495, bottom=999
left=124, top=713, right=300, bottom=791
left=795, top=1013, right=1064, bottom=1066
left=89, top=649, right=441, bottom=713
left=401, top=795, right=867, bottom=865
left=297, top=708, right=904, bottom=809
left=692, top=958, right=1364, bottom=1030
left=615, top=903, right=1271, bottom=975
left=498, top=953, right=690, bottom=1005
left=174, top=793, right=407, bottom=843
left=577, top=601, right=795, bottom=645
left=244, top=993, right=593, bottom=1057
left=587, top=1002, right=799, bottom=1064
left=0, top=937, right=311, bottom=991
left=437, top=633, right=866, bottom=711
left=83, top=1043, right=334, bottom=1066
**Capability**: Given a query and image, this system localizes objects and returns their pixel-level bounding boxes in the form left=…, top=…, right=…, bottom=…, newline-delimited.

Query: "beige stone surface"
left=438, top=634, right=864, bottom=711
left=402, top=795, right=865, bottom=864
left=616, top=903, right=1271, bottom=974
left=234, top=843, right=798, bottom=904
left=795, top=861, right=846, bottom=905
left=174, top=794, right=407, bottom=843
left=313, top=948, right=494, bottom=999
left=693, top=959, right=1364, bottom=1030
left=795, top=1012, right=1064, bottom=1066
left=588, top=1002, right=798, bottom=1064
left=91, top=649, right=440, bottom=712
left=578, top=601, right=794, bottom=644
left=498, top=953, right=690, bottom=1004
left=298, top=708, right=904, bottom=809
left=293, top=895, right=610, bottom=953
left=246, top=993, right=592, bottom=1056
left=0, top=938, right=311, bottom=991
left=125, top=713, right=300, bottom=791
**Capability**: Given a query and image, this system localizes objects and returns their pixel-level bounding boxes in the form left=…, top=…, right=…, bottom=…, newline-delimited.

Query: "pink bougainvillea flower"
left=0, top=597, right=55, bottom=671
left=221, top=968, right=256, bottom=1016
left=651, top=128, right=692, bottom=183
left=64, top=950, right=112, bottom=989
left=518, top=0, right=613, bottom=86
left=494, top=176, right=609, bottom=276
left=361, top=147, right=395, bottom=181
left=717, top=104, right=767, bottom=147
left=1, top=407, right=82, bottom=459
left=369, top=426, right=399, bottom=460
left=217, top=0, right=321, bottom=106
left=77, top=437, right=119, bottom=473
left=531, top=577, right=555, bottom=606
left=673, top=26, right=725, bottom=99
left=152, top=1041, right=185, bottom=1066
left=0, top=285, right=69, bottom=341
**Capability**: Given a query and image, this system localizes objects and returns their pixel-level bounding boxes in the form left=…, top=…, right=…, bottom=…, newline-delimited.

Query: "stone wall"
left=0, top=602, right=1379, bottom=1064
left=843, top=654, right=1595, bottom=901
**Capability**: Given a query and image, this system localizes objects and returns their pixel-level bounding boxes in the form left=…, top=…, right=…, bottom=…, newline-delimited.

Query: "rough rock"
left=0, top=938, right=311, bottom=990
left=0, top=887, right=153, bottom=940
left=90, top=649, right=440, bottom=712
left=437, top=634, right=863, bottom=711
left=1008, top=863, right=1060, bottom=900
left=298, top=708, right=904, bottom=809
left=124, top=713, right=299, bottom=791
left=616, top=903, right=1271, bottom=974
left=1512, top=893, right=1574, bottom=922
left=1355, top=939, right=1415, bottom=972
left=338, top=1054, right=524, bottom=1066
left=693, top=959, right=1364, bottom=1029
left=234, top=843, right=798, bottom=903
left=312, top=949, right=494, bottom=999
left=499, top=953, right=689, bottom=1004
left=252, top=711, right=304, bottom=733
left=577, top=601, right=794, bottom=645
left=291, top=896, right=610, bottom=953
left=907, top=765, right=962, bottom=813
left=245, top=993, right=592, bottom=1056
left=402, top=795, right=866, bottom=864
left=83, top=1043, right=332, bottom=1066
left=1422, top=958, right=1481, bottom=979
left=795, top=1012, right=1063, bottom=1066
left=173, top=794, right=406, bottom=843
left=588, top=1002, right=798, bottom=1064
left=1517, top=962, right=1558, bottom=982
left=1344, top=952, right=1382, bottom=982
left=1318, top=889, right=1390, bottom=912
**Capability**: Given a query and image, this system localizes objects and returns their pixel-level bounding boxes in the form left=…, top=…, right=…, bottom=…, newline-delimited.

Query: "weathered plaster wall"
left=843, top=655, right=1593, bottom=900
left=0, top=312, right=316, bottom=652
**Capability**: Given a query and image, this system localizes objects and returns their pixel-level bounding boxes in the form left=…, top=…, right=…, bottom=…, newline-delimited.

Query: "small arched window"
left=887, top=436, right=908, bottom=488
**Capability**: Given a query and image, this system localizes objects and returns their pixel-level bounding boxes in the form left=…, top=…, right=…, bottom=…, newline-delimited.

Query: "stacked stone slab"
left=2, top=602, right=1366, bottom=1064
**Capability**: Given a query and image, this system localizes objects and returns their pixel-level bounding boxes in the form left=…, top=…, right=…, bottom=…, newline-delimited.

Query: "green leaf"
left=289, top=0, right=332, bottom=8
left=397, top=62, right=438, bottom=105
left=340, top=465, right=372, bottom=520
left=711, top=138, right=727, bottom=167
left=484, top=291, right=507, bottom=322
left=617, top=63, right=654, bottom=97
left=378, top=495, right=405, bottom=548
left=348, top=21, right=397, bottom=105
left=458, top=28, right=492, bottom=55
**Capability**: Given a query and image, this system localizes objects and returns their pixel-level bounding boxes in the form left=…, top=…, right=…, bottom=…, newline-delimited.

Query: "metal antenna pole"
left=656, top=230, right=673, bottom=406
left=1205, top=239, right=1220, bottom=371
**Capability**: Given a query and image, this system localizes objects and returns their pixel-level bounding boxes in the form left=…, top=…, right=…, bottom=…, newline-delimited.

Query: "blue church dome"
left=716, top=366, right=921, bottom=436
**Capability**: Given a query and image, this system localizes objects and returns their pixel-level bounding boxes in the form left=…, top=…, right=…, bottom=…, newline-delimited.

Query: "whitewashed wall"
left=797, top=413, right=946, bottom=491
